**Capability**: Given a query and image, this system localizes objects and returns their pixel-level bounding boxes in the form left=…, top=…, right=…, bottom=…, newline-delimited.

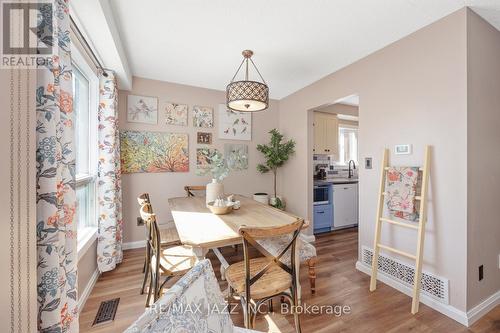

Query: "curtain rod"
left=69, top=15, right=110, bottom=77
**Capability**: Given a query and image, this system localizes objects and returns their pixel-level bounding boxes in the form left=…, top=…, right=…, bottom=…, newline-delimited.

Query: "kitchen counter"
left=314, top=178, right=359, bottom=185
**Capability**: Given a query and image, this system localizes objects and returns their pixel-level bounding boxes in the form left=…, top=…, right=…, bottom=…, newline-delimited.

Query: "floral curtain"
left=97, top=71, right=123, bottom=272
left=36, top=0, right=78, bottom=332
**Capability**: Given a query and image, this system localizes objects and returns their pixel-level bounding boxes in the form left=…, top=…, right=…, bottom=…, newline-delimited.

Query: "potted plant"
left=197, top=151, right=230, bottom=204
left=256, top=129, right=296, bottom=209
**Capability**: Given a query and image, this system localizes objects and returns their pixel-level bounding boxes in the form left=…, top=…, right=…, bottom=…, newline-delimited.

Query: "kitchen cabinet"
left=313, top=112, right=338, bottom=155
left=313, top=204, right=332, bottom=234
left=333, top=183, right=358, bottom=229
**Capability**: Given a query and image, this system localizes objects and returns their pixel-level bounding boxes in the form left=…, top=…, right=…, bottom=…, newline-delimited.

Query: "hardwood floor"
left=80, top=228, right=500, bottom=332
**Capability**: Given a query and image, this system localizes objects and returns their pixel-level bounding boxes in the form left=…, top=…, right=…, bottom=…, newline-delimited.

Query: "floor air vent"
left=92, top=298, right=120, bottom=326
left=361, top=246, right=449, bottom=304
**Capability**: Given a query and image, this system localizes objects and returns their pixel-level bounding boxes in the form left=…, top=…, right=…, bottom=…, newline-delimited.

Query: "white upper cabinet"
left=313, top=112, right=338, bottom=155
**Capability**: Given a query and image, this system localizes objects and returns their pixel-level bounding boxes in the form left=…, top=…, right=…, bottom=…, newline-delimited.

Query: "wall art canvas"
left=164, top=102, right=188, bottom=126
left=218, top=104, right=251, bottom=140
left=197, top=132, right=212, bottom=144
left=196, top=148, right=218, bottom=173
left=120, top=130, right=189, bottom=173
left=127, top=94, right=158, bottom=124
left=193, top=105, right=214, bottom=128
left=225, top=143, right=248, bottom=170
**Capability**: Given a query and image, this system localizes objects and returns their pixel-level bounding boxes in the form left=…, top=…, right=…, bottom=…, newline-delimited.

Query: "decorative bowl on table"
left=207, top=200, right=234, bottom=215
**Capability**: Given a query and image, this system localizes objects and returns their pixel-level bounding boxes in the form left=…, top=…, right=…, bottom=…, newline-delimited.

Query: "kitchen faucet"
left=348, top=160, right=356, bottom=178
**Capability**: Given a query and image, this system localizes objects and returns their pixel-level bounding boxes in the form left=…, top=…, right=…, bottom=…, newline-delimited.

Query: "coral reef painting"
left=193, top=105, right=214, bottom=128
left=165, top=102, right=188, bottom=126
left=120, top=130, right=189, bottom=173
left=218, top=104, right=251, bottom=140
left=225, top=144, right=248, bottom=170
left=127, top=94, right=158, bottom=124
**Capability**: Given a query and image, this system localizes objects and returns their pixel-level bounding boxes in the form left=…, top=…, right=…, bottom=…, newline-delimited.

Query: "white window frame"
left=336, top=124, right=359, bottom=166
left=71, top=44, right=99, bottom=258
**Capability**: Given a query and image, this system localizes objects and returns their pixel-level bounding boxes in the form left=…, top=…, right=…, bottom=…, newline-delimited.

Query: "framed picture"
left=218, top=104, right=251, bottom=140
left=196, top=148, right=218, bottom=171
left=197, top=132, right=212, bottom=144
left=127, top=94, right=158, bottom=124
left=193, top=105, right=214, bottom=128
left=164, top=102, right=188, bottom=126
left=120, top=130, right=189, bottom=173
left=225, top=143, right=248, bottom=170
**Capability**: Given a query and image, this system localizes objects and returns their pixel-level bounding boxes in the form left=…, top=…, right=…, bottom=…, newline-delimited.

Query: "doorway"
left=309, top=94, right=360, bottom=236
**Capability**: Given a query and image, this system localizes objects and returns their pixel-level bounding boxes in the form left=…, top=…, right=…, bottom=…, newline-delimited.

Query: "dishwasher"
left=332, top=183, right=359, bottom=229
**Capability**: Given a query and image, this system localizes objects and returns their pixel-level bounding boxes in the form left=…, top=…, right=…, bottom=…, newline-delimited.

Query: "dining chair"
left=225, top=219, right=304, bottom=332
left=184, top=185, right=206, bottom=197
left=140, top=205, right=199, bottom=306
left=137, top=193, right=181, bottom=295
left=256, top=223, right=317, bottom=295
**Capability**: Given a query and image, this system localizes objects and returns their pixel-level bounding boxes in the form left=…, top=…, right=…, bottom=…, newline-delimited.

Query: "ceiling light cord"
left=249, top=58, right=266, bottom=84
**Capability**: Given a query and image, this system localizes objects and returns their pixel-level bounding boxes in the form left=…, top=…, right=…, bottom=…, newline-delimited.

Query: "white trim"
left=78, top=268, right=100, bottom=313
left=466, top=289, right=500, bottom=326
left=355, top=261, right=469, bottom=326
left=122, top=240, right=146, bottom=250
left=77, top=227, right=97, bottom=260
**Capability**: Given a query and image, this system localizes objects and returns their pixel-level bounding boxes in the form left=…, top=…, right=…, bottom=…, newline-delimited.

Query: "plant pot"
left=253, top=193, right=269, bottom=205
left=269, top=196, right=286, bottom=210
left=206, top=179, right=224, bottom=204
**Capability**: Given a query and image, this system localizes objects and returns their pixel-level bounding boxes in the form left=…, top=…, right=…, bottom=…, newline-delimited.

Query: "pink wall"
left=279, top=9, right=469, bottom=311
left=119, top=77, right=280, bottom=243
left=466, top=9, right=500, bottom=310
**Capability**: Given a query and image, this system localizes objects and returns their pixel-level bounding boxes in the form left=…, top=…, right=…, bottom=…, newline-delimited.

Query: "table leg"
left=212, top=248, right=229, bottom=281
left=295, top=251, right=302, bottom=305
left=193, top=247, right=208, bottom=261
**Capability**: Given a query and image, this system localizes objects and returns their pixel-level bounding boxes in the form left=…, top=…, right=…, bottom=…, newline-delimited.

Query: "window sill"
left=78, top=227, right=98, bottom=261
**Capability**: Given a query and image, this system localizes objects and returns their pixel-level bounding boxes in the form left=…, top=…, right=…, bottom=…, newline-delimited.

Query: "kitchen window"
left=72, top=45, right=99, bottom=254
left=338, top=126, right=358, bottom=165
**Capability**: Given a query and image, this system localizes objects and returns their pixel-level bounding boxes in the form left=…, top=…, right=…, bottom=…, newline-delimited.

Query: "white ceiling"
left=104, top=0, right=500, bottom=98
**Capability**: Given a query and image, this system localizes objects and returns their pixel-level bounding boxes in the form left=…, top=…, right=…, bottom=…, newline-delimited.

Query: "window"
left=72, top=45, right=99, bottom=251
left=338, top=126, right=358, bottom=165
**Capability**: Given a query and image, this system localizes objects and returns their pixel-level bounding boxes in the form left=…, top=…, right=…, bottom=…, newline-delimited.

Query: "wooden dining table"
left=168, top=194, right=306, bottom=300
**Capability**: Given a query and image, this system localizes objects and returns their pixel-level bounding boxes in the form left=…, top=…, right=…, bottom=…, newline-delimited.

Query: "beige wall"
left=78, top=239, right=98, bottom=293
left=119, top=76, right=280, bottom=243
left=279, top=8, right=469, bottom=311
left=466, top=10, right=500, bottom=310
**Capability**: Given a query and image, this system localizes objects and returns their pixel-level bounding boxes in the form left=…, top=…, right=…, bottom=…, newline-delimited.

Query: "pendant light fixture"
left=226, top=50, right=269, bottom=112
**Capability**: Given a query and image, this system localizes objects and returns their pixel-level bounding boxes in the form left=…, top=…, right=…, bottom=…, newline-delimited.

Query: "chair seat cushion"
left=225, top=257, right=292, bottom=300
left=155, top=245, right=198, bottom=274
left=256, top=234, right=316, bottom=265
left=159, top=221, right=180, bottom=245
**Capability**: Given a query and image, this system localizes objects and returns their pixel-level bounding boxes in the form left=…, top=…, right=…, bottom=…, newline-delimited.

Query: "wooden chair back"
left=184, top=185, right=206, bottom=197
left=137, top=193, right=151, bottom=206
left=238, top=218, right=305, bottom=298
left=139, top=206, right=163, bottom=276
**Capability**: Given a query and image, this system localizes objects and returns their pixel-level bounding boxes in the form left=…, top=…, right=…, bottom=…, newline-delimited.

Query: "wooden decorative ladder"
left=369, top=145, right=431, bottom=314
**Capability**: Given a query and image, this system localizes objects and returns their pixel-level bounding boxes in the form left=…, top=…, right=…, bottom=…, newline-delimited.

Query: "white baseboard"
left=122, top=240, right=146, bottom=250
left=78, top=268, right=100, bottom=313
left=467, top=289, right=500, bottom=326
left=355, top=261, right=468, bottom=326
